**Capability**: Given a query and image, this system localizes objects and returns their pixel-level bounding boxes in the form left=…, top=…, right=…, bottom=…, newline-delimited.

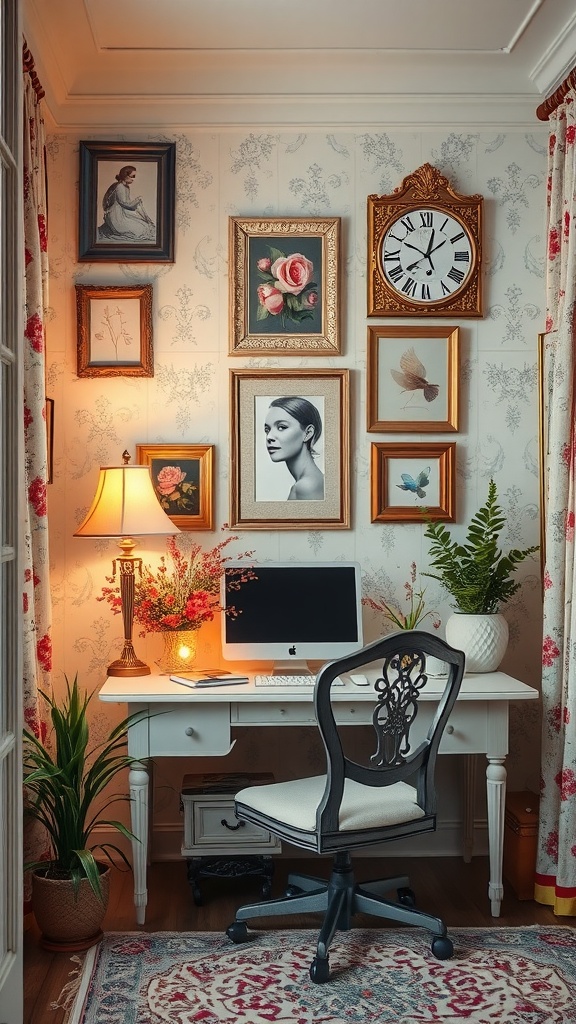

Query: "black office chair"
left=226, top=630, right=466, bottom=983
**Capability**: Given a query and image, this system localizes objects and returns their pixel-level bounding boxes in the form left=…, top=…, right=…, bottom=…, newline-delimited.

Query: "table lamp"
left=74, top=450, right=180, bottom=677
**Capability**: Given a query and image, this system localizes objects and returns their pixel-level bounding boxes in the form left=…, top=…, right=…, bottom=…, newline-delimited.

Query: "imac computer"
left=221, top=561, right=363, bottom=674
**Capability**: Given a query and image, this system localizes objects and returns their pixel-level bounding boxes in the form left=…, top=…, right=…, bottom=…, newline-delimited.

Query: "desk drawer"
left=231, top=702, right=487, bottom=752
left=181, top=793, right=281, bottom=856
left=149, top=704, right=231, bottom=756
left=232, top=702, right=373, bottom=726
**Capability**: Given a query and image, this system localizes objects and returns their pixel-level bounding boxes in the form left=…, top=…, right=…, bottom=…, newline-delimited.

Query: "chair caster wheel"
left=226, top=921, right=249, bottom=944
left=285, top=884, right=302, bottom=897
left=309, top=956, right=330, bottom=983
left=398, top=887, right=416, bottom=908
left=431, top=935, right=453, bottom=960
left=192, top=888, right=203, bottom=907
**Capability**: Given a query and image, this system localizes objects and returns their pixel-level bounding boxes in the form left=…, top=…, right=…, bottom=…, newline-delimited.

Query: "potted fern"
left=423, top=480, right=538, bottom=671
left=24, top=674, right=144, bottom=950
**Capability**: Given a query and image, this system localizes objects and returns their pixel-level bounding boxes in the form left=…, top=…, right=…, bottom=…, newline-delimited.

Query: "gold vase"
left=156, top=629, right=199, bottom=675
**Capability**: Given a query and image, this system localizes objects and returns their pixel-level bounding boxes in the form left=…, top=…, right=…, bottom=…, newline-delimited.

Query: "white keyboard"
left=254, top=674, right=343, bottom=687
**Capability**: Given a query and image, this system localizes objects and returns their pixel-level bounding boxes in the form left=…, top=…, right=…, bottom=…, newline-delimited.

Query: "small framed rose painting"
left=229, top=217, right=341, bottom=355
left=136, top=444, right=214, bottom=530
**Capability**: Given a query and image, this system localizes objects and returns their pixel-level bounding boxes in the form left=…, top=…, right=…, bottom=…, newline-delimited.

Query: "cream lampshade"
left=74, top=450, right=179, bottom=677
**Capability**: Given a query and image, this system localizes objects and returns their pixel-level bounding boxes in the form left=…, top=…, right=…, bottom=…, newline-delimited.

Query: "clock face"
left=381, top=208, right=474, bottom=305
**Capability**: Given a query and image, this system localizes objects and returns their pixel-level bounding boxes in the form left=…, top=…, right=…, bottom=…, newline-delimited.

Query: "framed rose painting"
left=136, top=444, right=214, bottom=530
left=229, top=216, right=341, bottom=355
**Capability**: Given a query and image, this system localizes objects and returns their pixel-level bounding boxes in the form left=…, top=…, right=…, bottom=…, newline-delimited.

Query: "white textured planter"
left=445, top=612, right=509, bottom=673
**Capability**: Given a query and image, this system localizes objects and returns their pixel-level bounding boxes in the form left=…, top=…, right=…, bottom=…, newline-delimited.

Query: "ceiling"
left=23, top=0, right=576, bottom=128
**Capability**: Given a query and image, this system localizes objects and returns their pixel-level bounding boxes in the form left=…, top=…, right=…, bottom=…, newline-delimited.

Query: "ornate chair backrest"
left=314, top=631, right=465, bottom=835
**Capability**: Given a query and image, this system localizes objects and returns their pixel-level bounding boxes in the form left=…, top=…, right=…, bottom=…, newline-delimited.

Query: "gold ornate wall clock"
left=367, top=163, right=483, bottom=317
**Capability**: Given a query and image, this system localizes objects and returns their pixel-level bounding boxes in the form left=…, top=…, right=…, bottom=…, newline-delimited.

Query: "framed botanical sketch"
left=367, top=325, right=459, bottom=432
left=370, top=441, right=456, bottom=523
left=229, top=216, right=340, bottom=355
left=136, top=444, right=214, bottom=530
left=230, top=368, right=350, bottom=529
left=75, top=284, right=153, bottom=377
left=78, top=141, right=175, bottom=262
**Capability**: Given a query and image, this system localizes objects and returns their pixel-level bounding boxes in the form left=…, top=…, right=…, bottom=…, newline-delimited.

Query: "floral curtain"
left=535, top=87, right=576, bottom=915
left=22, top=47, right=52, bottom=908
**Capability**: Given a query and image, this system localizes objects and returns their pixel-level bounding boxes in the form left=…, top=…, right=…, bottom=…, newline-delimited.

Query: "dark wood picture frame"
left=370, top=441, right=456, bottom=523
left=78, top=141, right=175, bottom=262
left=136, top=444, right=214, bottom=531
left=75, top=284, right=153, bottom=377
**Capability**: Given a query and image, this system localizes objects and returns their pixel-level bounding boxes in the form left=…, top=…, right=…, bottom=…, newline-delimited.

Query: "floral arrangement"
left=256, top=247, right=318, bottom=325
left=362, top=562, right=441, bottom=631
left=99, top=534, right=255, bottom=636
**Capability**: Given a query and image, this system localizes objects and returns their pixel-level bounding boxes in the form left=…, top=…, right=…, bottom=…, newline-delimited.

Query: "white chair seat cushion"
left=236, top=776, right=425, bottom=834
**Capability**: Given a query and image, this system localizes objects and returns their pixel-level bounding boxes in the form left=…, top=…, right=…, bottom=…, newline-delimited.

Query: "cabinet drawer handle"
left=185, top=727, right=195, bottom=737
left=221, top=818, right=245, bottom=831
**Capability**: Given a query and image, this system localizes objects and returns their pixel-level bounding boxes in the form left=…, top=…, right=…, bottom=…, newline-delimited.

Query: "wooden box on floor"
left=503, top=790, right=539, bottom=900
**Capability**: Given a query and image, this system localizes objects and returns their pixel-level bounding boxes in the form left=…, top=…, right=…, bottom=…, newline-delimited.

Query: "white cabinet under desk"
left=99, top=669, right=538, bottom=925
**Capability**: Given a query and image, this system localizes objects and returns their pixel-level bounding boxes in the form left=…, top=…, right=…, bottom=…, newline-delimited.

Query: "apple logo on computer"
left=289, top=646, right=296, bottom=656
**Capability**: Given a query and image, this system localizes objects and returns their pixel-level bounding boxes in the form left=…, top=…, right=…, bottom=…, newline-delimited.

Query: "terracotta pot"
left=32, top=864, right=110, bottom=951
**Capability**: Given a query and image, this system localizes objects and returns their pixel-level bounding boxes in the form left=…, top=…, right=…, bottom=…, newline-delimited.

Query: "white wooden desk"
left=99, top=669, right=538, bottom=924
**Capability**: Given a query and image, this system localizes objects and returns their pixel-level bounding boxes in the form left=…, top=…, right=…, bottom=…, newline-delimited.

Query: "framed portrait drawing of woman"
left=230, top=368, right=350, bottom=529
left=78, top=141, right=175, bottom=262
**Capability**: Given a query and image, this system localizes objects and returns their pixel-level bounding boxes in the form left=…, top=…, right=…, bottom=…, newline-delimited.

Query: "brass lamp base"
left=107, top=641, right=151, bottom=677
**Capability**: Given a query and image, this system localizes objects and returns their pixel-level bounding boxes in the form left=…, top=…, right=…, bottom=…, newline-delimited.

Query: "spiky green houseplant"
left=423, top=479, right=538, bottom=614
left=24, top=675, right=143, bottom=901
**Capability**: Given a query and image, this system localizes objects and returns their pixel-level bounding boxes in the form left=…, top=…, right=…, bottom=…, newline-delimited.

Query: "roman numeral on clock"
left=454, top=250, right=470, bottom=262
left=400, top=215, right=415, bottom=233
left=447, top=267, right=465, bottom=284
left=450, top=230, right=465, bottom=244
left=388, top=264, right=404, bottom=283
left=420, top=212, right=433, bottom=227
left=384, top=250, right=401, bottom=261
left=401, top=277, right=418, bottom=297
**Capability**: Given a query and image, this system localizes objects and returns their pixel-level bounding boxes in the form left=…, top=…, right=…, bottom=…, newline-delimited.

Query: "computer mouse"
left=349, top=673, right=369, bottom=686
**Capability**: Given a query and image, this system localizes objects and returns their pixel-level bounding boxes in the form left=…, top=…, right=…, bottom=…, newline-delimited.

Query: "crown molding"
left=530, top=10, right=576, bottom=93
left=39, top=92, right=545, bottom=131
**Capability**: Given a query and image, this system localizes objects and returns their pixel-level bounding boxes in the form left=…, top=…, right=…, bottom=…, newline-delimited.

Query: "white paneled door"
left=0, top=3, right=24, bottom=1022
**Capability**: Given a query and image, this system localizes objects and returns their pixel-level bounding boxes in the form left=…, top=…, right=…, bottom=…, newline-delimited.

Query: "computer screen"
left=221, top=562, right=363, bottom=672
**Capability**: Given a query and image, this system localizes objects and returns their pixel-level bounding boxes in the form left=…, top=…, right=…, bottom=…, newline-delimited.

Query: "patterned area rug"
left=64, top=927, right=576, bottom=1024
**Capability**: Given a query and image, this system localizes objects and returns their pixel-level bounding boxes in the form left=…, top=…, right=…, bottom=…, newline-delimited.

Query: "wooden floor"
left=24, top=855, right=573, bottom=1024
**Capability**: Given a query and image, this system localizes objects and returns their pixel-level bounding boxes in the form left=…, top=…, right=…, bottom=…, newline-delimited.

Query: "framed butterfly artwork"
left=367, top=325, right=459, bottom=432
left=370, top=441, right=456, bottom=523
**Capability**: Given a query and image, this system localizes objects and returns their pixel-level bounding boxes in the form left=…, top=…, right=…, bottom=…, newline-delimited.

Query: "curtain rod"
left=536, top=65, right=576, bottom=121
left=22, top=38, right=45, bottom=101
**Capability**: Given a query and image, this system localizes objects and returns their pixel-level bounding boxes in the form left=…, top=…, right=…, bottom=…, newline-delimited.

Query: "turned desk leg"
left=129, top=761, right=150, bottom=926
left=486, top=756, right=506, bottom=917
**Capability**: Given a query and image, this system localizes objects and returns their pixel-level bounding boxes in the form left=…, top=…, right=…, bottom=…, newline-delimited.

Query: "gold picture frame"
left=229, top=216, right=340, bottom=355
left=371, top=441, right=456, bottom=523
left=367, top=325, right=459, bottom=432
left=230, top=368, right=350, bottom=529
left=136, top=443, right=214, bottom=530
left=76, top=284, right=153, bottom=377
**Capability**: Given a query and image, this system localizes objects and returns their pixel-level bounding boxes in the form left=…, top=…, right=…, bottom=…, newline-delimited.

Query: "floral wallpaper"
left=45, top=125, right=546, bottom=858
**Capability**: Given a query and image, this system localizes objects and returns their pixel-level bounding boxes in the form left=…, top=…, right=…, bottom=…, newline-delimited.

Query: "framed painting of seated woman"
left=79, top=141, right=175, bottom=262
left=229, top=368, right=350, bottom=529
